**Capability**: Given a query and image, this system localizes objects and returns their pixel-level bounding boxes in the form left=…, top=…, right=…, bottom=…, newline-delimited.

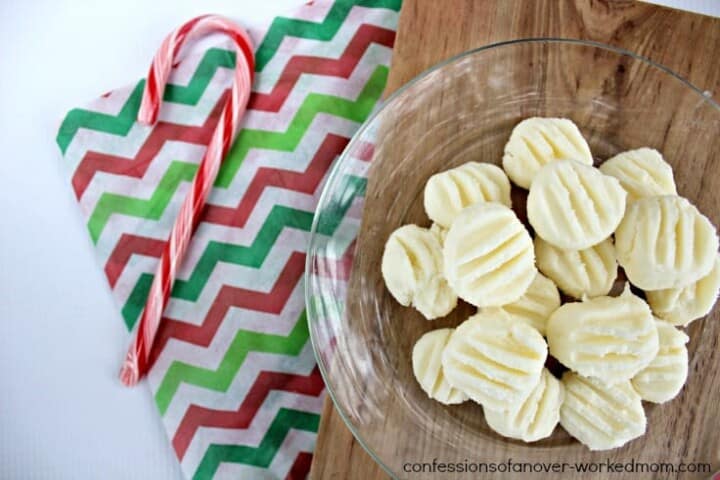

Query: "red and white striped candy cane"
left=119, top=15, right=254, bottom=386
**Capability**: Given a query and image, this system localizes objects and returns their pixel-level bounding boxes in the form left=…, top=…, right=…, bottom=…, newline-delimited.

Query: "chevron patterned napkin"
left=55, top=1, right=400, bottom=478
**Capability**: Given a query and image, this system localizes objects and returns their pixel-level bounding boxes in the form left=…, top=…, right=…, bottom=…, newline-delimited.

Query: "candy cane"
left=119, top=15, right=254, bottom=386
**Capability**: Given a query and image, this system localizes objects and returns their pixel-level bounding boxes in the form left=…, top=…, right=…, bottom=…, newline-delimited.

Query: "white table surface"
left=0, top=1, right=717, bottom=479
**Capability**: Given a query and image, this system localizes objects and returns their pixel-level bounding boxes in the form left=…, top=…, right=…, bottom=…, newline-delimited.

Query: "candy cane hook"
left=120, top=15, right=254, bottom=386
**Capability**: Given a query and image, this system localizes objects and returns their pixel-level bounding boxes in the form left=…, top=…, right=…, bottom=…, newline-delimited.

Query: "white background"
left=0, top=1, right=717, bottom=479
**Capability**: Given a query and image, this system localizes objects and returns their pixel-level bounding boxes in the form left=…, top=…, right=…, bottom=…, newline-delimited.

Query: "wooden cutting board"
left=310, top=1, right=720, bottom=479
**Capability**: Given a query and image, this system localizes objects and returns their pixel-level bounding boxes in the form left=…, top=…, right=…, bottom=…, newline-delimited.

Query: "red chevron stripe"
left=147, top=251, right=306, bottom=367
left=173, top=366, right=324, bottom=459
left=71, top=91, right=229, bottom=198
left=286, top=452, right=313, bottom=480
left=354, top=140, right=374, bottom=162
left=310, top=239, right=356, bottom=281
left=248, top=24, right=395, bottom=112
left=106, top=234, right=166, bottom=288
left=203, top=133, right=349, bottom=227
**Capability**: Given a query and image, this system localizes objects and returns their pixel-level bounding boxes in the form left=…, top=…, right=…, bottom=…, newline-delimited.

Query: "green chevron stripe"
left=57, top=81, right=144, bottom=154
left=57, top=48, right=236, bottom=154
left=122, top=274, right=154, bottom=330
left=192, top=408, right=320, bottom=479
left=255, top=0, right=401, bottom=72
left=87, top=161, right=198, bottom=243
left=215, top=65, right=387, bottom=187
left=307, top=293, right=345, bottom=326
left=164, top=49, right=235, bottom=104
left=155, top=310, right=310, bottom=415
left=119, top=175, right=366, bottom=329
left=315, top=175, right=367, bottom=235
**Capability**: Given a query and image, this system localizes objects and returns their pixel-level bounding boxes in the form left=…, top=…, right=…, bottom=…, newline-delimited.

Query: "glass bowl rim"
left=303, top=37, right=720, bottom=479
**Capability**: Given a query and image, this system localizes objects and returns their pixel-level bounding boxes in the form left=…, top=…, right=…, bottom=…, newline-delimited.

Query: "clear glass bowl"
left=306, top=39, right=720, bottom=479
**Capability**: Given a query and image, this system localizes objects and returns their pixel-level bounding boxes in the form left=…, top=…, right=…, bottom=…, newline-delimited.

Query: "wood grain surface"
left=310, top=1, right=720, bottom=479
